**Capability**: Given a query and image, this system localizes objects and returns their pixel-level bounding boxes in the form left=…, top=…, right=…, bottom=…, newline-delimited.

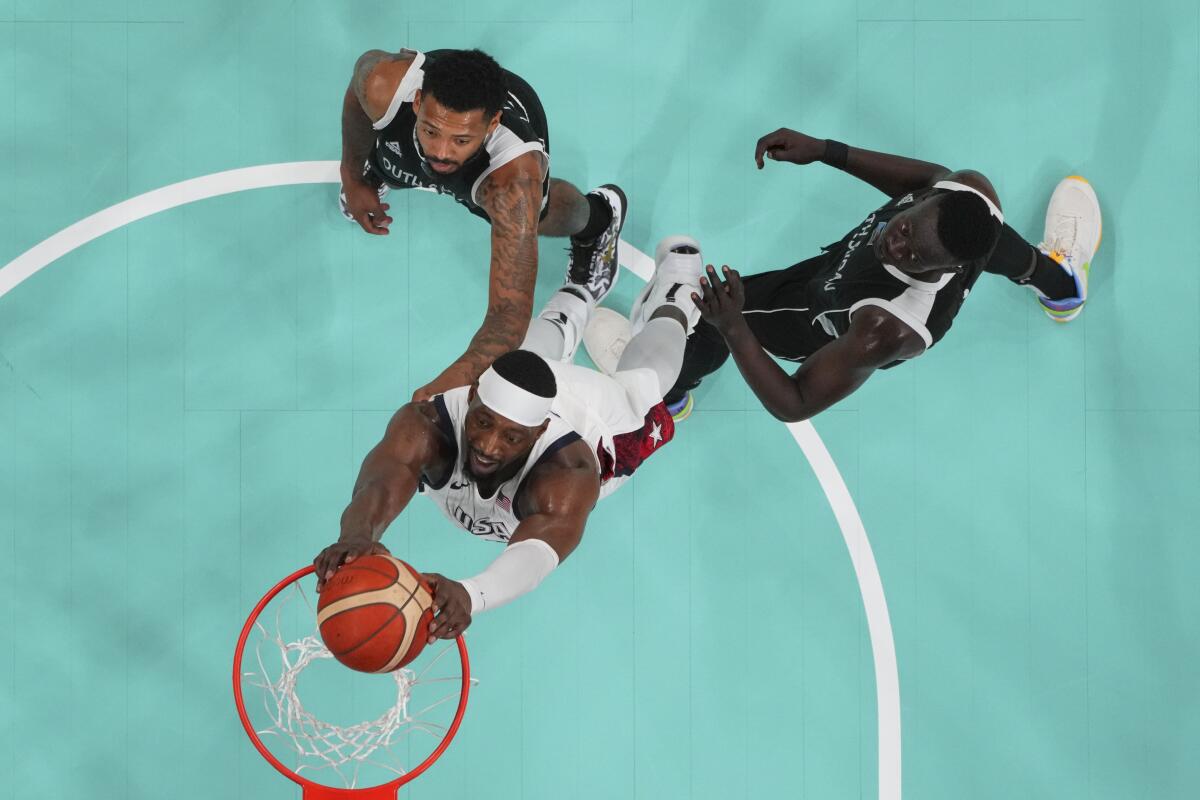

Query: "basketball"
left=316, top=554, right=435, bottom=673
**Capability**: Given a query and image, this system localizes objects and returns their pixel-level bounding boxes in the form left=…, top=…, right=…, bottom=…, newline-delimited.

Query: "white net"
left=239, top=578, right=473, bottom=790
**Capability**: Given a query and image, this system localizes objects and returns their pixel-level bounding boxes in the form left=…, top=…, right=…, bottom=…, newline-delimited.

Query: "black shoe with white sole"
left=564, top=184, right=627, bottom=305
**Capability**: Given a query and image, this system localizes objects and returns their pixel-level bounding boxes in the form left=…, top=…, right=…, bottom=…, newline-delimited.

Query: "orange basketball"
left=316, top=554, right=434, bottom=673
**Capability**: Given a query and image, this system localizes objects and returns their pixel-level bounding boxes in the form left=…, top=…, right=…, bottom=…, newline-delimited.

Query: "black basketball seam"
left=396, top=563, right=426, bottom=613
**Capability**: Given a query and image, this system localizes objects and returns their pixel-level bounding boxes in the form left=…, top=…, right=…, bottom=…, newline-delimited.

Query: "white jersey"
left=418, top=363, right=673, bottom=543
left=419, top=387, right=581, bottom=543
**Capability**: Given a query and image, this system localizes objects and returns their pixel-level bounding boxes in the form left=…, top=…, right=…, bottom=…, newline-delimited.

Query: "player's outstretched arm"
left=411, top=154, right=545, bottom=401
left=754, top=126, right=951, bottom=198
left=314, top=402, right=447, bottom=590
left=341, top=49, right=415, bottom=235
left=424, top=457, right=600, bottom=642
left=694, top=265, right=924, bottom=423
left=505, top=461, right=601, bottom=563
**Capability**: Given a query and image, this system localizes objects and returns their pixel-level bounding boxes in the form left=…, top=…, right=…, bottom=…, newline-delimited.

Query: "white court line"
left=0, top=162, right=340, bottom=299
left=788, top=422, right=900, bottom=800
left=0, top=161, right=901, bottom=799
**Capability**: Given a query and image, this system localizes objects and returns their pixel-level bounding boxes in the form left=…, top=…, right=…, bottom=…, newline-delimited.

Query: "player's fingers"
left=371, top=207, right=394, bottom=229
left=722, top=266, right=744, bottom=303
left=432, top=587, right=451, bottom=614
left=355, top=198, right=391, bottom=235
left=315, top=563, right=334, bottom=591
left=441, top=609, right=470, bottom=639
left=704, top=273, right=723, bottom=307
left=426, top=613, right=445, bottom=643
left=354, top=211, right=385, bottom=236
left=434, top=585, right=455, bottom=617
left=754, top=130, right=783, bottom=168
left=755, top=136, right=776, bottom=167
left=313, top=549, right=337, bottom=584
left=705, top=265, right=727, bottom=306
left=435, top=617, right=458, bottom=640
left=429, top=610, right=446, bottom=635
left=695, top=278, right=715, bottom=312
left=429, top=602, right=464, bottom=641
left=368, top=213, right=392, bottom=233
left=420, top=573, right=441, bottom=606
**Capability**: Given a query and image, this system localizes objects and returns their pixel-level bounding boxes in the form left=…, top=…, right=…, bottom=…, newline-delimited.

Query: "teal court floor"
left=1, top=1, right=1197, bottom=799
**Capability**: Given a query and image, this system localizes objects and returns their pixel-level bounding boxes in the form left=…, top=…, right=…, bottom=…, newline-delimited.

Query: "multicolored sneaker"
left=566, top=184, right=627, bottom=305
left=1036, top=176, right=1102, bottom=323
left=666, top=393, right=693, bottom=422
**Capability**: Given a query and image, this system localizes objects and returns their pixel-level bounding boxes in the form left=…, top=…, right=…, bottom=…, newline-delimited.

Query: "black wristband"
left=821, top=139, right=849, bottom=169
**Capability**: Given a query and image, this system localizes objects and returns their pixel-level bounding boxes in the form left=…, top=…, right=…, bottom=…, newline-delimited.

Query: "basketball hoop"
left=232, top=565, right=472, bottom=800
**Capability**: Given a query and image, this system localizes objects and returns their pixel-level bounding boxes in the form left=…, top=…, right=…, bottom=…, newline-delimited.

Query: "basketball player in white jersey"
left=313, top=237, right=707, bottom=642
left=339, top=47, right=626, bottom=402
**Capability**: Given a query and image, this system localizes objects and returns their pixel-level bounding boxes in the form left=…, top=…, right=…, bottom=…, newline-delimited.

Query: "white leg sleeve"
left=616, top=316, right=687, bottom=398
left=630, top=239, right=705, bottom=336
left=458, top=538, right=561, bottom=614
left=521, top=317, right=567, bottom=362
left=522, top=289, right=592, bottom=362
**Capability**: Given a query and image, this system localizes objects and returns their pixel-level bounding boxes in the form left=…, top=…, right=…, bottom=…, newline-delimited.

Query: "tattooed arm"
left=411, top=153, right=545, bottom=401
left=341, top=49, right=416, bottom=235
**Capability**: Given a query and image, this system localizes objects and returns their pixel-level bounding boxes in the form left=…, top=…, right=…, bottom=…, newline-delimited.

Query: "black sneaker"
left=565, top=184, right=627, bottom=304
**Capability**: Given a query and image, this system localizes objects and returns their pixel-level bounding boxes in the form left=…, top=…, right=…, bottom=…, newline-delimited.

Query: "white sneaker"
left=1035, top=176, right=1102, bottom=323
left=583, top=307, right=633, bottom=376
left=629, top=235, right=706, bottom=335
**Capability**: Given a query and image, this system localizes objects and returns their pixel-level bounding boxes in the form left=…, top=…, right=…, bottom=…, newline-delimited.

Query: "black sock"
left=572, top=192, right=612, bottom=242
left=560, top=285, right=588, bottom=303
left=664, top=321, right=732, bottom=406
left=981, top=226, right=1080, bottom=301
left=1026, top=250, right=1079, bottom=301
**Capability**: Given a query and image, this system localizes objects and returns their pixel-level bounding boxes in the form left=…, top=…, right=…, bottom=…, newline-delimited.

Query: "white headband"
left=932, top=180, right=1006, bottom=224
left=476, top=367, right=554, bottom=427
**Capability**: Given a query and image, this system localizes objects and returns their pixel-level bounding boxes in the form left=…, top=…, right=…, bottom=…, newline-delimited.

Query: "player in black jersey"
left=655, top=127, right=1101, bottom=423
left=339, top=48, right=627, bottom=401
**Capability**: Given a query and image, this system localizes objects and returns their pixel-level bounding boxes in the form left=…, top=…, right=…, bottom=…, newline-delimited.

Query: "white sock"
left=616, top=315, right=687, bottom=398
left=522, top=289, right=592, bottom=362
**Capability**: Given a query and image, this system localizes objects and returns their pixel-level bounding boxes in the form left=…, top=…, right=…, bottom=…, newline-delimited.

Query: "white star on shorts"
left=649, top=422, right=663, bottom=447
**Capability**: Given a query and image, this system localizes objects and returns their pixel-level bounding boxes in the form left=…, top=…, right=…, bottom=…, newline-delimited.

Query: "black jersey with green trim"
left=366, top=49, right=550, bottom=223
